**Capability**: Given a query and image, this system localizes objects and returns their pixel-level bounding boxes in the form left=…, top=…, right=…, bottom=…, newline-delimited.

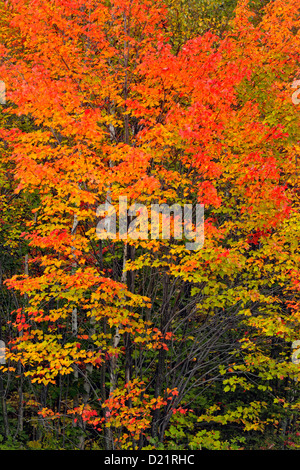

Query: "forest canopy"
left=0, top=0, right=299, bottom=451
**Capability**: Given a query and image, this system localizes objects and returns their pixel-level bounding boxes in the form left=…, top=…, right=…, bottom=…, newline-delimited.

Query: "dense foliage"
left=0, top=0, right=299, bottom=450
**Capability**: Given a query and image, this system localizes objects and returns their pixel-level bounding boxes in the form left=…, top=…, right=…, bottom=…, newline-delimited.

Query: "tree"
left=0, top=0, right=299, bottom=450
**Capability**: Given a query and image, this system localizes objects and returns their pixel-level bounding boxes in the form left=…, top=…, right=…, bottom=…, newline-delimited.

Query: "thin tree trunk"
left=70, top=213, right=81, bottom=447
left=0, top=375, right=9, bottom=438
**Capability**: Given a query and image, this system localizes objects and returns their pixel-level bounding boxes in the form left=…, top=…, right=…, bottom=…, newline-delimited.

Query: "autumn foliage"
left=0, top=0, right=299, bottom=450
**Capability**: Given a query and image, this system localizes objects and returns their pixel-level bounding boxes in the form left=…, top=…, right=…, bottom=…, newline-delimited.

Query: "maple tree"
left=0, top=0, right=299, bottom=450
